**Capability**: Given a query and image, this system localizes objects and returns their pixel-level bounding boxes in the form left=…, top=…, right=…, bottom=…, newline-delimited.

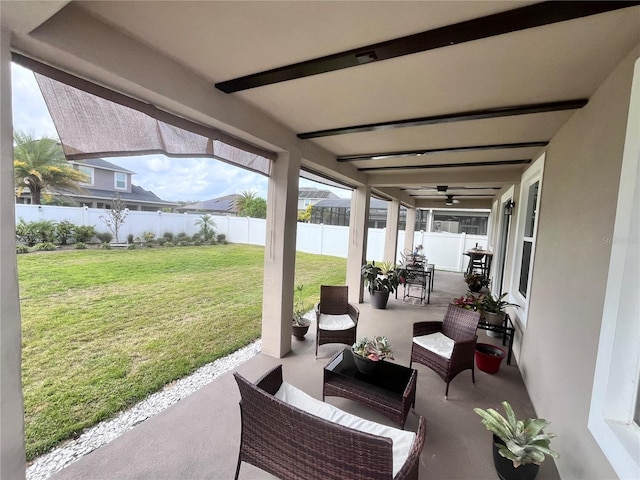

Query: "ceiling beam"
left=215, top=2, right=639, bottom=93
left=368, top=169, right=522, bottom=187
left=358, top=159, right=531, bottom=172
left=416, top=199, right=494, bottom=209
left=299, top=100, right=587, bottom=138
left=337, top=141, right=549, bottom=162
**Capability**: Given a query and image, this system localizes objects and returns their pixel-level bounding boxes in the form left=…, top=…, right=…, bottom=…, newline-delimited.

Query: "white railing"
left=15, top=204, right=487, bottom=272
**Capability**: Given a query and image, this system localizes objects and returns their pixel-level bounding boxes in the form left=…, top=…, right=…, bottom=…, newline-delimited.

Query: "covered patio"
left=2, top=2, right=639, bottom=479
left=46, top=271, right=559, bottom=480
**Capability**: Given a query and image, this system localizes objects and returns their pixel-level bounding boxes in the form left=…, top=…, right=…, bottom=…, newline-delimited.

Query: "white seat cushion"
left=275, top=381, right=415, bottom=477
left=318, top=313, right=355, bottom=331
left=413, top=332, right=454, bottom=360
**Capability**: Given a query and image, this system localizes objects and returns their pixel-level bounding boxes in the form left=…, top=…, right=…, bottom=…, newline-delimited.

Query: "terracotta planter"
left=370, top=289, right=390, bottom=309
left=492, top=435, right=540, bottom=480
left=475, top=343, right=506, bottom=374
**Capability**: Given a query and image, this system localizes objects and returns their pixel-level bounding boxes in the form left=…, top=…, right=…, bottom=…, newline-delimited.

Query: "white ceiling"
left=5, top=1, right=640, bottom=208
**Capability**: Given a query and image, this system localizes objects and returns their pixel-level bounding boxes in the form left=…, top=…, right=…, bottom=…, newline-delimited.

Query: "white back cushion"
left=275, top=381, right=415, bottom=477
left=413, top=332, right=454, bottom=360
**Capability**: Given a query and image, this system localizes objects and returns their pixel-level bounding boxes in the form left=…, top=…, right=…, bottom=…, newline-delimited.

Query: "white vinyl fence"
left=15, top=204, right=487, bottom=272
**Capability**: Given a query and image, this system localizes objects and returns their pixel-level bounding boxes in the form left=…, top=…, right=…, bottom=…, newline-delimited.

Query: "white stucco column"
left=0, top=30, right=26, bottom=480
left=261, top=151, right=300, bottom=358
left=404, top=207, right=416, bottom=255
left=383, top=199, right=400, bottom=264
left=346, top=186, right=370, bottom=303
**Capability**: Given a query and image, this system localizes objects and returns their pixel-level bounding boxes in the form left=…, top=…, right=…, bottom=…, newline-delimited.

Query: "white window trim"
left=114, top=172, right=127, bottom=190
left=490, top=186, right=515, bottom=297
left=78, top=166, right=94, bottom=186
left=509, top=153, right=545, bottom=326
left=588, top=57, right=640, bottom=480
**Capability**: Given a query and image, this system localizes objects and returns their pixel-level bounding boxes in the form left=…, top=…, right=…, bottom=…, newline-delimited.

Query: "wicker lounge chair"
left=233, top=365, right=426, bottom=480
left=410, top=304, right=481, bottom=398
left=315, top=285, right=359, bottom=357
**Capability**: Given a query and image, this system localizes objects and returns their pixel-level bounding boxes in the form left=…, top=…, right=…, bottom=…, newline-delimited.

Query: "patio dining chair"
left=410, top=304, right=481, bottom=398
left=315, top=285, right=359, bottom=358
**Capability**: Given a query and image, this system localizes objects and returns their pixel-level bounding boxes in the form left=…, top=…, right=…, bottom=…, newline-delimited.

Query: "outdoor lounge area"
left=46, top=271, right=560, bottom=480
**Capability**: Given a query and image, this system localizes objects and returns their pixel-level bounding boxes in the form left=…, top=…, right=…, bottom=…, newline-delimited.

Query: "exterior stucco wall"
left=519, top=41, right=640, bottom=478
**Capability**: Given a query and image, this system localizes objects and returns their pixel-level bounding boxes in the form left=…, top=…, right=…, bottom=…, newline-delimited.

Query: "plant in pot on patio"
left=351, top=335, right=394, bottom=375
left=292, top=284, right=311, bottom=340
left=482, top=292, right=521, bottom=327
left=361, top=261, right=400, bottom=309
left=474, top=401, right=559, bottom=480
left=464, top=272, right=489, bottom=293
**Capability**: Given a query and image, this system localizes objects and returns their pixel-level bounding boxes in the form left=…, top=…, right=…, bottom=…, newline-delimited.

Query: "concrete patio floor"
left=51, top=270, right=561, bottom=480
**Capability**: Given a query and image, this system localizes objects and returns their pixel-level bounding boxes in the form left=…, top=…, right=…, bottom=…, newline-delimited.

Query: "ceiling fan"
left=445, top=195, right=460, bottom=206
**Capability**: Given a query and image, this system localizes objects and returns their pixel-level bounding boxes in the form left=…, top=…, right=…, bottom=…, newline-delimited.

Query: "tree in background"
left=298, top=204, right=312, bottom=222
left=99, top=193, right=128, bottom=243
left=195, top=214, right=216, bottom=241
left=236, top=190, right=267, bottom=219
left=13, top=131, right=88, bottom=205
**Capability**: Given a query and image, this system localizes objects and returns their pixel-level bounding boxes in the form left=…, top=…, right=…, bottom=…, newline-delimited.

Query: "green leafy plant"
left=53, top=220, right=75, bottom=245
left=195, top=214, right=216, bottom=241
left=352, top=336, right=394, bottom=361
left=464, top=273, right=490, bottom=290
left=95, top=232, right=113, bottom=244
left=474, top=401, right=559, bottom=467
left=34, top=242, right=56, bottom=251
left=292, top=284, right=310, bottom=326
left=142, top=231, right=155, bottom=243
left=72, top=225, right=96, bottom=244
left=74, top=242, right=87, bottom=250
left=361, top=261, right=400, bottom=294
left=482, top=292, right=521, bottom=314
left=16, top=244, right=29, bottom=254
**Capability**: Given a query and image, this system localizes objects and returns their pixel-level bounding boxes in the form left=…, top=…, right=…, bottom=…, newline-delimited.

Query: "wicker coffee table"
left=323, top=348, right=417, bottom=428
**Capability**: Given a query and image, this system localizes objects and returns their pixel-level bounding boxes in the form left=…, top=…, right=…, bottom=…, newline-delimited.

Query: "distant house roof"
left=178, top=194, right=240, bottom=214
left=70, top=158, right=135, bottom=174
left=298, top=187, right=338, bottom=200
left=63, top=185, right=177, bottom=206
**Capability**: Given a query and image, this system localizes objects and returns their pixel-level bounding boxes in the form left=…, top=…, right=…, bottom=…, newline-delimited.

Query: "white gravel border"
left=26, top=340, right=262, bottom=480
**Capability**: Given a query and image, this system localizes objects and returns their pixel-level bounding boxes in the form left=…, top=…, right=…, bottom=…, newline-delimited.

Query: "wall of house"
left=91, top=168, right=131, bottom=193
left=518, top=41, right=640, bottom=478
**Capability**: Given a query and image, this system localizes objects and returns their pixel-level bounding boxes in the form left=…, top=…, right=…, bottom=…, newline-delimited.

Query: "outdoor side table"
left=323, top=348, right=417, bottom=428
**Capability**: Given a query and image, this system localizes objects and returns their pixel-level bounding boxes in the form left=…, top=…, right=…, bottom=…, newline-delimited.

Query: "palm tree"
left=13, top=131, right=88, bottom=205
left=235, top=190, right=258, bottom=216
left=194, top=214, right=216, bottom=241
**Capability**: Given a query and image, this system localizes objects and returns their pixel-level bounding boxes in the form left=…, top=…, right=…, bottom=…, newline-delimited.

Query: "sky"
left=11, top=63, right=349, bottom=203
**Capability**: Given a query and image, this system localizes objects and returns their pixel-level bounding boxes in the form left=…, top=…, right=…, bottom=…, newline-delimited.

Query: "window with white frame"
left=589, top=57, right=640, bottom=480
left=114, top=172, right=127, bottom=190
left=511, top=153, right=544, bottom=325
left=78, top=165, right=94, bottom=186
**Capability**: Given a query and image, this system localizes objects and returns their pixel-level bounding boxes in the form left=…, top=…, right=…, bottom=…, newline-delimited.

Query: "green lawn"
left=19, top=244, right=346, bottom=460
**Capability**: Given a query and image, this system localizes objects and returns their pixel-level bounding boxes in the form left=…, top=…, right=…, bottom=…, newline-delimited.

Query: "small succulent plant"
left=352, top=336, right=394, bottom=361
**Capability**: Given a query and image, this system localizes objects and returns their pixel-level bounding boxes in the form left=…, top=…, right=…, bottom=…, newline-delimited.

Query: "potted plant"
left=482, top=292, right=521, bottom=327
left=452, top=293, right=484, bottom=311
left=464, top=272, right=489, bottom=292
left=292, top=284, right=311, bottom=339
left=474, top=401, right=559, bottom=480
left=361, top=261, right=400, bottom=309
left=351, top=336, right=394, bottom=374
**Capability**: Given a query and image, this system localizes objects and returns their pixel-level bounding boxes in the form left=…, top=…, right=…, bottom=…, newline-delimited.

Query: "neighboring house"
left=16, top=158, right=177, bottom=211
left=297, top=187, right=338, bottom=212
left=177, top=194, right=240, bottom=215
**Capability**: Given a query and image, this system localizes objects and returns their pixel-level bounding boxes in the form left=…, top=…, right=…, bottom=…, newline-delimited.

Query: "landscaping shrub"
left=162, top=232, right=174, bottom=241
left=16, top=219, right=56, bottom=246
left=100, top=243, right=111, bottom=250
left=34, top=242, right=56, bottom=251
left=127, top=234, right=134, bottom=244
left=178, top=241, right=190, bottom=247
left=16, top=244, right=29, bottom=254
left=163, top=242, right=174, bottom=247
left=127, top=244, right=136, bottom=250
left=73, top=225, right=96, bottom=244
left=53, top=220, right=75, bottom=245
left=95, top=232, right=113, bottom=244
left=176, top=232, right=188, bottom=240
left=74, top=242, right=87, bottom=250
left=142, top=231, right=155, bottom=243
left=216, top=234, right=226, bottom=243
left=157, top=238, right=167, bottom=246
left=16, top=219, right=38, bottom=246
left=32, top=220, right=56, bottom=244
